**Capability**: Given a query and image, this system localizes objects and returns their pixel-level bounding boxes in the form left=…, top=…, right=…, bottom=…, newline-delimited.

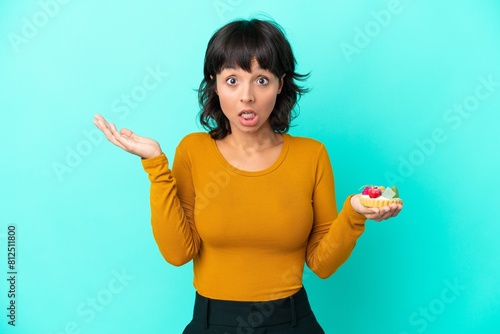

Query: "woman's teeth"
left=240, top=112, right=255, bottom=119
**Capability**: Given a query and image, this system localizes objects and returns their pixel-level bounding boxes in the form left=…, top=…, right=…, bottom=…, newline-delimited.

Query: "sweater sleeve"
left=141, top=149, right=200, bottom=266
left=305, top=145, right=366, bottom=279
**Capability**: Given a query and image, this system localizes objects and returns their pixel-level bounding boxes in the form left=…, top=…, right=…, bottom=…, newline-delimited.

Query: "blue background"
left=1, top=0, right=499, bottom=333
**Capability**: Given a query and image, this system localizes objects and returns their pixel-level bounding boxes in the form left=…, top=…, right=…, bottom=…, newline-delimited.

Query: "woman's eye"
left=257, top=77, right=269, bottom=85
left=226, top=77, right=237, bottom=85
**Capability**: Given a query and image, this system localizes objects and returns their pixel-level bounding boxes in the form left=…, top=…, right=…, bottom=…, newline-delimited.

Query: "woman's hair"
left=198, top=18, right=309, bottom=139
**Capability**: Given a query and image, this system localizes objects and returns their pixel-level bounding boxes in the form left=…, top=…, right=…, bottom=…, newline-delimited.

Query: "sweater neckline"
left=208, top=133, right=290, bottom=177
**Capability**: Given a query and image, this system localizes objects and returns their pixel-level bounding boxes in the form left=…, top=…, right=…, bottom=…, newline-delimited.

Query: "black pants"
left=183, top=287, right=325, bottom=333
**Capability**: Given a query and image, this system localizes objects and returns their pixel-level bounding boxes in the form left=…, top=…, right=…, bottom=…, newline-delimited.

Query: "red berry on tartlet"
left=367, top=186, right=382, bottom=198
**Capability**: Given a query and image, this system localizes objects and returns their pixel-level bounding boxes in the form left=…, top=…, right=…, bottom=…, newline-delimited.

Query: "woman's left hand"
left=350, top=195, right=403, bottom=222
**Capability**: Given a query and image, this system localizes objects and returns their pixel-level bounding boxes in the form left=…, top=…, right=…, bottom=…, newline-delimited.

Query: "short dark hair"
left=198, top=19, right=309, bottom=139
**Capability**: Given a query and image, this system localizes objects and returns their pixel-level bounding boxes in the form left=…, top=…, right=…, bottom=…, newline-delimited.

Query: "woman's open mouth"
left=238, top=110, right=259, bottom=126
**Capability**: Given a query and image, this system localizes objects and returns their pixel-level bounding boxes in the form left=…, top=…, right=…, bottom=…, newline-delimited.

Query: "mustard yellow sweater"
left=142, top=133, right=366, bottom=301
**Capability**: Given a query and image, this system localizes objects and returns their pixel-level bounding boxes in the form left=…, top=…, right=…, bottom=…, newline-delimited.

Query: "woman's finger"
left=109, top=123, right=134, bottom=151
left=93, top=118, right=115, bottom=142
left=380, top=205, right=402, bottom=221
left=120, top=128, right=134, bottom=137
left=94, top=118, right=129, bottom=151
left=93, top=115, right=112, bottom=133
left=391, top=205, right=402, bottom=218
left=366, top=204, right=398, bottom=221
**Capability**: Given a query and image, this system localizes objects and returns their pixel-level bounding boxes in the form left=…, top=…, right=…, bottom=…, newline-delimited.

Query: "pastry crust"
left=359, top=196, right=403, bottom=208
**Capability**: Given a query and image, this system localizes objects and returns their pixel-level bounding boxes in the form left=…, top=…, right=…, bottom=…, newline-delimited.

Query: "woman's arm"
left=93, top=114, right=200, bottom=265
left=142, top=152, right=200, bottom=266
left=305, top=145, right=402, bottom=278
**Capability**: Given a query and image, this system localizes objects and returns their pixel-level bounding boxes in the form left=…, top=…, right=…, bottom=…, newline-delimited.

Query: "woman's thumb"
left=120, top=128, right=134, bottom=137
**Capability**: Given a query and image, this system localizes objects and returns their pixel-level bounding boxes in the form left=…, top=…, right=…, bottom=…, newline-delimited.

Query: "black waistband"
left=192, top=287, right=312, bottom=329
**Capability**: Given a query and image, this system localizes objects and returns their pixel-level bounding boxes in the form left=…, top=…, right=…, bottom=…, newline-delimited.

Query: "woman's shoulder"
left=285, top=134, right=331, bottom=164
left=286, top=134, right=326, bottom=150
left=177, top=132, right=212, bottom=148
left=174, top=133, right=213, bottom=158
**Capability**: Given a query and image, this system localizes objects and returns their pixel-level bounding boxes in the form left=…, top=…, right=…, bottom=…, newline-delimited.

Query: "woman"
left=93, top=18, right=402, bottom=333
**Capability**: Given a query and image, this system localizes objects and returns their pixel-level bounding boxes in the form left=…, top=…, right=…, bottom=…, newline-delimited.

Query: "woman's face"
left=215, top=59, right=283, bottom=136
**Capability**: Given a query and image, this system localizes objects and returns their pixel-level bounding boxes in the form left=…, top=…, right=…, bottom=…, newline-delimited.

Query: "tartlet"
left=359, top=185, right=403, bottom=208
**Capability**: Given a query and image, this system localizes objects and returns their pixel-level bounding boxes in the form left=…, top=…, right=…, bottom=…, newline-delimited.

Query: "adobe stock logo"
left=51, top=65, right=168, bottom=183
left=49, top=268, right=134, bottom=334
left=399, top=278, right=466, bottom=334
left=385, top=74, right=499, bottom=184
left=213, top=0, right=242, bottom=21
left=8, top=0, right=73, bottom=53
left=340, top=0, right=417, bottom=63
left=194, top=170, right=232, bottom=215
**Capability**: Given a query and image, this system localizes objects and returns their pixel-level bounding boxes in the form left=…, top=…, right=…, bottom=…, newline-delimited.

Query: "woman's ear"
left=278, top=74, right=286, bottom=94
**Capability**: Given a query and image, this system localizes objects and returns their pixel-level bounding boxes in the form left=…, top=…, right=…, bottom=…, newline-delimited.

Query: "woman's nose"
left=240, top=83, right=255, bottom=103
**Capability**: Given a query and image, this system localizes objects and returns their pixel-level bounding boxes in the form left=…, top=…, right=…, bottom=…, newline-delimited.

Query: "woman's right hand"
left=93, top=114, right=162, bottom=159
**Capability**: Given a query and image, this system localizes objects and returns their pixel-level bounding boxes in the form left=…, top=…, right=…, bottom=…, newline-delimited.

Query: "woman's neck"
left=221, top=128, right=282, bottom=153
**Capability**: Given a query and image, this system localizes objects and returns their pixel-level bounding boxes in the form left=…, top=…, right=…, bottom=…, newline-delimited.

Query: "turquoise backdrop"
left=1, top=1, right=499, bottom=333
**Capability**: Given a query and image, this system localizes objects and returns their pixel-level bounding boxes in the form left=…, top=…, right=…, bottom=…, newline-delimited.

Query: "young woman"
left=93, top=18, right=402, bottom=333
